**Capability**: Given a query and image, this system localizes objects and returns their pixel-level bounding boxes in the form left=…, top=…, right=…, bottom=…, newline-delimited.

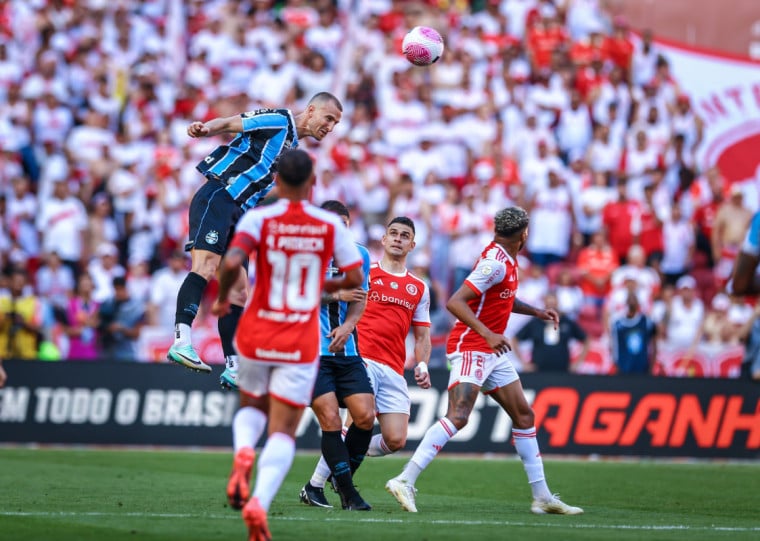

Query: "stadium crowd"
left=0, top=0, right=756, bottom=377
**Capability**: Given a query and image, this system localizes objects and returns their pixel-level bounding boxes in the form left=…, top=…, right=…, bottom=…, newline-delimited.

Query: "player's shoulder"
left=404, top=269, right=429, bottom=290
left=242, top=108, right=290, bottom=117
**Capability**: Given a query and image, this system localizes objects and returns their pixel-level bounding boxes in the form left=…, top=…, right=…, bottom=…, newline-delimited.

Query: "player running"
left=301, top=217, right=432, bottom=502
left=386, top=206, right=583, bottom=515
left=298, top=200, right=375, bottom=511
left=212, top=150, right=364, bottom=541
left=169, top=92, right=342, bottom=390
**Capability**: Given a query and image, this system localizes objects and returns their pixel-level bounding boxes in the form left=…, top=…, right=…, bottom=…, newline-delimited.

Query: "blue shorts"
left=185, top=179, right=243, bottom=255
left=313, top=355, right=373, bottom=407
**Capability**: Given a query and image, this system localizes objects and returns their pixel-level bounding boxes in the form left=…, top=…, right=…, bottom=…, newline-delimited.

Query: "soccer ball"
left=402, top=26, right=444, bottom=66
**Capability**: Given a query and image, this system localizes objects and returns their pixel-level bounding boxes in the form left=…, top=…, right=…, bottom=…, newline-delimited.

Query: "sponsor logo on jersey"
left=499, top=289, right=516, bottom=299
left=205, top=230, right=219, bottom=245
left=406, top=283, right=418, bottom=295
left=255, top=347, right=301, bottom=361
left=368, top=292, right=416, bottom=310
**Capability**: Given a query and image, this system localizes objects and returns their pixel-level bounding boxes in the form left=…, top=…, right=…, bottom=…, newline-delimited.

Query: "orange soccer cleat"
left=227, top=447, right=255, bottom=510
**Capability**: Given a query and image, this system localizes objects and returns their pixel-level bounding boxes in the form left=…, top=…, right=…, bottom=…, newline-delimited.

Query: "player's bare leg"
left=491, top=381, right=583, bottom=515
left=168, top=248, right=219, bottom=373
left=387, top=383, right=478, bottom=512
left=228, top=394, right=269, bottom=509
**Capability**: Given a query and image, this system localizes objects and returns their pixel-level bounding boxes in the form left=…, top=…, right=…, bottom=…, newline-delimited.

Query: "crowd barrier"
left=0, top=361, right=757, bottom=459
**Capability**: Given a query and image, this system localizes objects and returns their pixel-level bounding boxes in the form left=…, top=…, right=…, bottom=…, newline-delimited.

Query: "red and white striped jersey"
left=447, top=241, right=518, bottom=353
left=357, top=263, right=430, bottom=375
left=228, top=199, right=362, bottom=364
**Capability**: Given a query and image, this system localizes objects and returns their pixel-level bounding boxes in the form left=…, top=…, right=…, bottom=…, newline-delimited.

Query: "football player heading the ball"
left=168, top=92, right=343, bottom=390
left=402, top=26, right=444, bottom=66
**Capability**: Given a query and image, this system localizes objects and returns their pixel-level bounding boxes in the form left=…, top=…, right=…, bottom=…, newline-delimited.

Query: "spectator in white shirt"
left=88, top=242, right=126, bottom=304
left=147, top=249, right=189, bottom=332
left=36, top=178, right=88, bottom=275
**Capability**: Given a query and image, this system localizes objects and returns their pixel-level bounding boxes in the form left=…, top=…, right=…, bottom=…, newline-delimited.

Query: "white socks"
left=400, top=417, right=458, bottom=485
left=232, top=406, right=267, bottom=452
left=512, top=426, right=551, bottom=500
left=366, top=434, right=393, bottom=457
left=310, top=455, right=331, bottom=488
left=174, top=323, right=192, bottom=346
left=253, top=432, right=295, bottom=512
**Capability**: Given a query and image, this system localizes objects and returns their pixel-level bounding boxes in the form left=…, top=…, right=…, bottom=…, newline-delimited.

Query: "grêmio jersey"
left=357, top=263, right=430, bottom=375
left=196, top=108, right=298, bottom=210
left=740, top=211, right=760, bottom=256
left=320, top=244, right=372, bottom=357
left=228, top=199, right=362, bottom=364
left=447, top=241, right=518, bottom=354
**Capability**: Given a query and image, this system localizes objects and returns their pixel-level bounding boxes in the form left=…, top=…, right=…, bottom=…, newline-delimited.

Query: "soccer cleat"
left=385, top=477, right=417, bottom=513
left=227, top=447, right=255, bottom=510
left=299, top=483, right=333, bottom=508
left=220, top=368, right=238, bottom=390
left=242, top=497, right=271, bottom=541
left=531, top=494, right=584, bottom=515
left=337, top=488, right=372, bottom=511
left=167, top=343, right=212, bottom=373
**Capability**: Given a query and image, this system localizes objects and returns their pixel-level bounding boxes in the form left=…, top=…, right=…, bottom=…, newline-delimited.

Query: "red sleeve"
left=228, top=231, right=257, bottom=255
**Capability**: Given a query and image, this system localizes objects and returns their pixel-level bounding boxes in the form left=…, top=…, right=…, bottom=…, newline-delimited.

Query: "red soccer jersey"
left=357, top=263, right=430, bottom=375
left=228, top=200, right=362, bottom=364
left=447, top=242, right=518, bottom=354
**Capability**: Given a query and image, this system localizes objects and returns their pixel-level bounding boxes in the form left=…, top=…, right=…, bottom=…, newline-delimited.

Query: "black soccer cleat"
left=299, top=483, right=333, bottom=508
left=338, top=487, right=372, bottom=511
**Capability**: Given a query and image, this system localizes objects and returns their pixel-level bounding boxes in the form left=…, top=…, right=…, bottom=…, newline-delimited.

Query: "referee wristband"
left=417, top=362, right=428, bottom=375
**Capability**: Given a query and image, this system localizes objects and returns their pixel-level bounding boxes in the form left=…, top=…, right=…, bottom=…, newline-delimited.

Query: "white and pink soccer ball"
left=401, top=26, right=444, bottom=66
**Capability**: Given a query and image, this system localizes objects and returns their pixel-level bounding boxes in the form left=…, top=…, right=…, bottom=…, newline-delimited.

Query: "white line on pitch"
left=1, top=511, right=758, bottom=532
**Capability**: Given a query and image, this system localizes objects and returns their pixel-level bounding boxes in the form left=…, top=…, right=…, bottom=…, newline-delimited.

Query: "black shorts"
left=313, top=355, right=373, bottom=407
left=185, top=179, right=243, bottom=255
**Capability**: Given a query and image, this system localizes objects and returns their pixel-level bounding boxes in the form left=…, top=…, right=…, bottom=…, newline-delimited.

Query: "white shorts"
left=237, top=357, right=319, bottom=407
left=446, top=350, right=519, bottom=394
left=364, top=358, right=411, bottom=415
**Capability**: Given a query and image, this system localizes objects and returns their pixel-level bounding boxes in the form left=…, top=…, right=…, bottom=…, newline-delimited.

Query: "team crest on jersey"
left=406, top=283, right=418, bottom=295
left=481, top=265, right=493, bottom=275
left=390, top=282, right=398, bottom=290
left=205, top=230, right=219, bottom=245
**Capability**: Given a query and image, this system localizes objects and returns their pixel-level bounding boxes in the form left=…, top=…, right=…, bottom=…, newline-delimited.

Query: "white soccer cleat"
left=385, top=477, right=418, bottom=513
left=531, top=494, right=583, bottom=515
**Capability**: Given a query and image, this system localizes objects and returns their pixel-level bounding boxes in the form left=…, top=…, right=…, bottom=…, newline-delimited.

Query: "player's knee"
left=191, top=260, right=219, bottom=281
left=450, top=412, right=470, bottom=430
left=384, top=434, right=406, bottom=452
left=313, top=407, right=343, bottom=431
left=512, top=409, right=535, bottom=429
left=349, top=408, right=375, bottom=430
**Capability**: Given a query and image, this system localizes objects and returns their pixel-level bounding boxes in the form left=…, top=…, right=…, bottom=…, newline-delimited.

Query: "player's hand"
left=211, top=298, right=231, bottom=317
left=414, top=362, right=431, bottom=389
left=485, top=331, right=511, bottom=356
left=327, top=324, right=352, bottom=353
left=187, top=121, right=209, bottom=138
left=536, top=308, right=560, bottom=330
left=336, top=288, right=367, bottom=303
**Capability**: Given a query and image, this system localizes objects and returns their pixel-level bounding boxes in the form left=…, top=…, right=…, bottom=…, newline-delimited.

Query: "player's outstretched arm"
left=187, top=115, right=244, bottom=138
left=513, top=298, right=559, bottom=330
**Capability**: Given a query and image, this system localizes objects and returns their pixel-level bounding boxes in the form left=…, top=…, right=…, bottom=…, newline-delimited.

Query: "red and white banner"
left=657, top=37, right=760, bottom=189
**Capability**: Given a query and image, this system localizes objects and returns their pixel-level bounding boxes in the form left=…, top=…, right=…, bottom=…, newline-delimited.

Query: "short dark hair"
left=494, top=206, right=529, bottom=237
left=309, top=92, right=343, bottom=112
left=113, top=276, right=127, bottom=288
left=388, top=216, right=415, bottom=235
left=320, top=199, right=349, bottom=219
left=276, top=149, right=313, bottom=187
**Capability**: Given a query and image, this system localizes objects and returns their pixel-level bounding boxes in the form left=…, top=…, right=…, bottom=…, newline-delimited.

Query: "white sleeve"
left=412, top=282, right=431, bottom=325
left=464, top=258, right=506, bottom=294
left=332, top=221, right=362, bottom=271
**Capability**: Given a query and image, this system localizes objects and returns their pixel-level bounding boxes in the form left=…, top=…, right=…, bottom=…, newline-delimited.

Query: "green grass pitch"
left=1, top=448, right=758, bottom=541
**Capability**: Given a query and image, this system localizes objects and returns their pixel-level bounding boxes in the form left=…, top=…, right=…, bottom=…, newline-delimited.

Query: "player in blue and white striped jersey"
left=168, top=92, right=343, bottom=388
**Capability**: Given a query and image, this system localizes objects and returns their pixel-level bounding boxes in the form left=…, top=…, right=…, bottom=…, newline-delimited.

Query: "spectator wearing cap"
left=36, top=178, right=89, bottom=277
left=88, top=242, right=125, bottom=304
left=712, top=183, right=752, bottom=288
left=660, top=274, right=704, bottom=354
left=97, top=276, right=145, bottom=361
left=609, top=290, right=658, bottom=375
